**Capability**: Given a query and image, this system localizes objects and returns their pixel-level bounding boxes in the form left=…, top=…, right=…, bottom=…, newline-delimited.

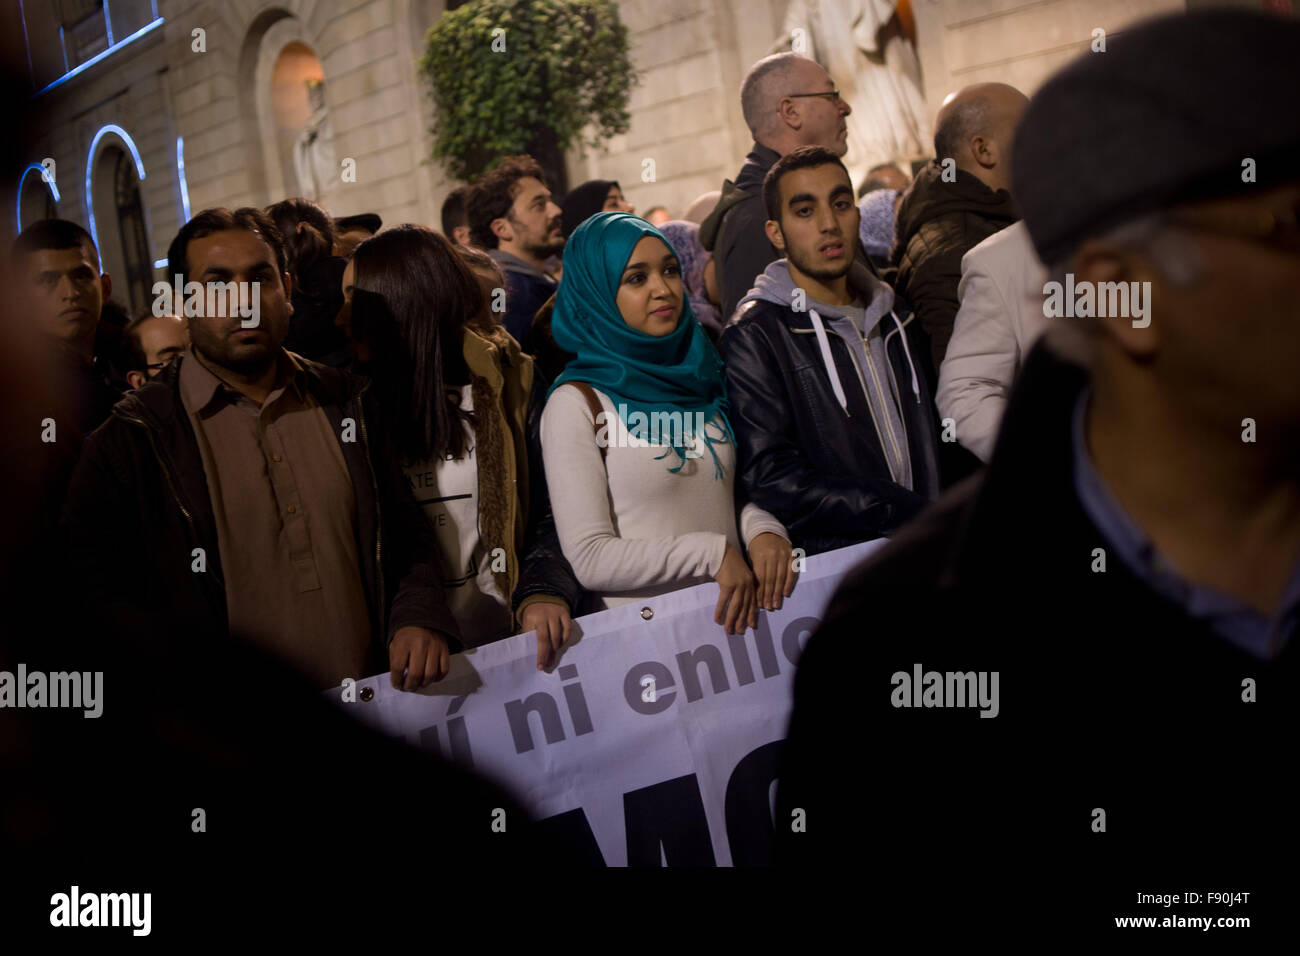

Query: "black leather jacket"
left=720, top=298, right=942, bottom=555
left=512, top=368, right=591, bottom=616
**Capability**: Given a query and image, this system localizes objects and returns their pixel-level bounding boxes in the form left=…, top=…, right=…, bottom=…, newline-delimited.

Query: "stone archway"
left=270, top=41, right=332, bottom=202
left=237, top=8, right=337, bottom=208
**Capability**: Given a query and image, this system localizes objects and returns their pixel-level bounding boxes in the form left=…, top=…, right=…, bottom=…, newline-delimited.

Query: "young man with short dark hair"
left=61, top=207, right=459, bottom=692
left=465, top=155, right=563, bottom=343
left=13, top=218, right=122, bottom=435
left=440, top=187, right=471, bottom=247
left=720, top=146, right=940, bottom=555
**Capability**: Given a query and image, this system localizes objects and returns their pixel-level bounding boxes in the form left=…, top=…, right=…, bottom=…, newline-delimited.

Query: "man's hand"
left=389, top=626, right=452, bottom=690
left=747, top=532, right=798, bottom=612
left=521, top=601, right=573, bottom=671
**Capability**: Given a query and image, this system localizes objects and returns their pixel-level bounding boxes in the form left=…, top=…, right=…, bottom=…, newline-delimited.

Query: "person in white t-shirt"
left=340, top=225, right=581, bottom=667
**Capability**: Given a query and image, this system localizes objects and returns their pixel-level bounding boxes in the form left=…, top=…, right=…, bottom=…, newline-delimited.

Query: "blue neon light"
left=16, top=163, right=63, bottom=234
left=176, top=136, right=192, bottom=222
left=18, top=0, right=35, bottom=87
left=104, top=0, right=115, bottom=45
left=85, top=125, right=148, bottom=252
left=34, top=18, right=164, bottom=97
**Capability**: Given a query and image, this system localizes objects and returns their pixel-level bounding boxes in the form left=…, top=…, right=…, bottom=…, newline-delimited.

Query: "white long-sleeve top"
left=541, top=383, right=788, bottom=609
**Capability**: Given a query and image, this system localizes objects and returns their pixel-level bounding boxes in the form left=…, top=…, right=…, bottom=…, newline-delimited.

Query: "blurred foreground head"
left=1013, top=8, right=1300, bottom=449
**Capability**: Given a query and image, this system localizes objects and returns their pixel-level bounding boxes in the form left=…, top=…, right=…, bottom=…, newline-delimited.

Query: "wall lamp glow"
left=16, top=162, right=62, bottom=234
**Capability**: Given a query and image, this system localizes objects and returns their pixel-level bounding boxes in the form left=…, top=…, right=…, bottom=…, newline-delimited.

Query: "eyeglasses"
left=1167, top=198, right=1300, bottom=256
left=146, top=353, right=181, bottom=372
left=785, top=89, right=844, bottom=105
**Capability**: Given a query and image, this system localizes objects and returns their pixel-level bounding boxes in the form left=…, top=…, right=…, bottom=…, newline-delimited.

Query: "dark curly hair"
left=465, top=155, right=548, bottom=250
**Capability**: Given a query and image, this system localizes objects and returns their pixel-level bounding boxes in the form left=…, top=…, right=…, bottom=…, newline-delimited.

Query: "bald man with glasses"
left=701, top=52, right=853, bottom=321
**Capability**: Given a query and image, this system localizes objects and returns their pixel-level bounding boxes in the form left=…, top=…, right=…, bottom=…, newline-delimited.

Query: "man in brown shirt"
left=179, top=345, right=373, bottom=687
left=61, top=207, right=459, bottom=690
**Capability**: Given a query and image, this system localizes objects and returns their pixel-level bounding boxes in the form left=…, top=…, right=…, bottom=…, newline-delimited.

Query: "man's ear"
left=126, top=369, right=147, bottom=390
left=491, top=217, right=513, bottom=245
left=765, top=219, right=787, bottom=253
left=1072, top=241, right=1158, bottom=359
left=777, top=96, right=802, bottom=134
left=99, top=272, right=112, bottom=303
left=970, top=134, right=999, bottom=170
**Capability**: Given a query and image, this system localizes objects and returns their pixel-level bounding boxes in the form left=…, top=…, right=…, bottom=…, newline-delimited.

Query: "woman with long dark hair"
left=541, top=212, right=797, bottom=632
left=560, top=180, right=635, bottom=239
left=341, top=225, right=581, bottom=663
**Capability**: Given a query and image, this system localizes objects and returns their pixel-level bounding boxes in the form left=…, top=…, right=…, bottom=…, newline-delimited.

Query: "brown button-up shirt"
left=179, top=347, right=372, bottom=688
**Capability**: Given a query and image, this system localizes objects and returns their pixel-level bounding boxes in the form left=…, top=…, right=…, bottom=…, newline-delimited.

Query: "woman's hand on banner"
left=522, top=601, right=573, bottom=671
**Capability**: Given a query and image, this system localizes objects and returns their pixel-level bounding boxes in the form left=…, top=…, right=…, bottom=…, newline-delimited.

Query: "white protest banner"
left=331, top=540, right=881, bottom=865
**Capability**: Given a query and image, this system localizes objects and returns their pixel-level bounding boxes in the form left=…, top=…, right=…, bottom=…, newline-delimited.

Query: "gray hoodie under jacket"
left=737, top=258, right=922, bottom=491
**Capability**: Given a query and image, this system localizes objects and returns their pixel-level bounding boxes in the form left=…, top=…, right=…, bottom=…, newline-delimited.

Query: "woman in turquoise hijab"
left=540, top=212, right=797, bottom=633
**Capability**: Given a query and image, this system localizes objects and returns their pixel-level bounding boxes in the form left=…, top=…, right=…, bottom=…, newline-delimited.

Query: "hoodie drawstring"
left=809, top=309, right=849, bottom=415
left=890, top=310, right=922, bottom=404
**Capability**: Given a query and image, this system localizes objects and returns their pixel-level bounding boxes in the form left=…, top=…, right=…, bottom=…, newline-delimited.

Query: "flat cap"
left=334, top=213, right=382, bottom=235
left=1012, top=9, right=1300, bottom=265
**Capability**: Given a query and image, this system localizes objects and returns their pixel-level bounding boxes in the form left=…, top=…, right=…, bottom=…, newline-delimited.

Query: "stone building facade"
left=10, top=0, right=1202, bottom=313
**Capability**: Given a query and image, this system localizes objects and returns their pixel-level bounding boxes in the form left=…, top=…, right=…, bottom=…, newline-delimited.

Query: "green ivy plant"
left=419, top=0, right=638, bottom=189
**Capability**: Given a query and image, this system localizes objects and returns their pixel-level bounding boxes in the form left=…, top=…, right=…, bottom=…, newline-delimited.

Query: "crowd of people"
left=11, top=4, right=1298, bottom=895
left=23, top=45, right=944, bottom=688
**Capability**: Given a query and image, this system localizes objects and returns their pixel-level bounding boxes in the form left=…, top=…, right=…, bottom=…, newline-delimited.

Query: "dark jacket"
left=522, top=293, right=573, bottom=394
left=699, top=142, right=781, bottom=322
left=457, top=324, right=585, bottom=624
left=491, top=249, right=559, bottom=345
left=512, top=367, right=591, bottom=618
left=720, top=261, right=941, bottom=555
left=774, top=331, right=1296, bottom=925
left=59, top=352, right=461, bottom=671
left=891, top=159, right=1020, bottom=378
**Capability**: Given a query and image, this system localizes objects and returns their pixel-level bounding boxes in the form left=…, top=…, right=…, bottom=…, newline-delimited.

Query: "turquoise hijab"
left=549, top=211, right=735, bottom=478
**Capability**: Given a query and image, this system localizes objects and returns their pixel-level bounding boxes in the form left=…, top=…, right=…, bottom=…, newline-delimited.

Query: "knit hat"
left=1011, top=9, right=1300, bottom=265
left=334, top=213, right=382, bottom=235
